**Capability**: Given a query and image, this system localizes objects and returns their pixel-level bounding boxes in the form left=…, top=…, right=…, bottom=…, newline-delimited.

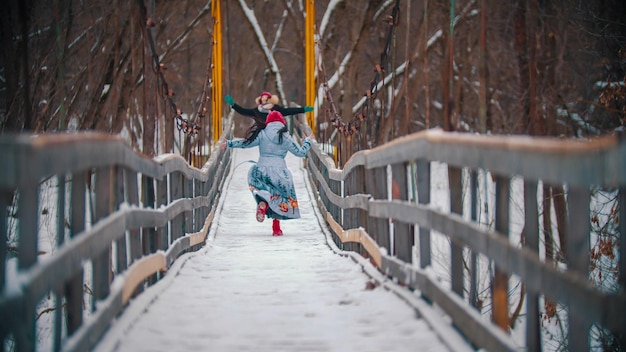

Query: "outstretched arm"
left=226, top=137, right=260, bottom=149
left=231, top=103, right=259, bottom=117
left=225, top=95, right=259, bottom=118
left=273, top=105, right=312, bottom=117
left=286, top=134, right=312, bottom=157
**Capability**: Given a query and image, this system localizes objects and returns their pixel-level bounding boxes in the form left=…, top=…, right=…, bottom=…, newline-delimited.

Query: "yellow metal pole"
left=305, top=0, right=315, bottom=134
left=211, top=0, right=223, bottom=143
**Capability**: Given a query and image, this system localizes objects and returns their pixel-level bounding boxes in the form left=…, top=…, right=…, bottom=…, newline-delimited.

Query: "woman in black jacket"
left=225, top=91, right=313, bottom=142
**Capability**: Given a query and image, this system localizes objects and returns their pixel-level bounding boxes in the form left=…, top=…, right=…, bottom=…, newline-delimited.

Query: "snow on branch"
left=319, top=0, right=343, bottom=38
left=237, top=0, right=287, bottom=105
left=159, top=1, right=211, bottom=63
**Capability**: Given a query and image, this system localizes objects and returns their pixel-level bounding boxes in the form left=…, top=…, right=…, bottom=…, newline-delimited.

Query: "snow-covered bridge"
left=1, top=115, right=625, bottom=352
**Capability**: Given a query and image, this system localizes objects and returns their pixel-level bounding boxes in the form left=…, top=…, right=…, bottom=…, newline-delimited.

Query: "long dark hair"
left=243, top=121, right=288, bottom=145
left=277, top=126, right=288, bottom=143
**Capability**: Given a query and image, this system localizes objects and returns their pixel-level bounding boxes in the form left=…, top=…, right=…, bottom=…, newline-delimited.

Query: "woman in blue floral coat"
left=225, top=110, right=312, bottom=236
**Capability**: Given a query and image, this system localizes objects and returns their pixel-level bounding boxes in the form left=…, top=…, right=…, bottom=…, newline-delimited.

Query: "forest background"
left=0, top=0, right=625, bottom=351
left=2, top=0, right=624, bottom=160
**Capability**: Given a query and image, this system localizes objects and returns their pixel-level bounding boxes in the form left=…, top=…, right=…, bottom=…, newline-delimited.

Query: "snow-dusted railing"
left=0, top=123, right=233, bottom=351
left=295, top=116, right=626, bottom=352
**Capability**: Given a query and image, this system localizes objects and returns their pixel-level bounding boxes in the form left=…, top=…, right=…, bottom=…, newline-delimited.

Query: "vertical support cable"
left=212, top=0, right=223, bottom=143
left=305, top=0, right=316, bottom=134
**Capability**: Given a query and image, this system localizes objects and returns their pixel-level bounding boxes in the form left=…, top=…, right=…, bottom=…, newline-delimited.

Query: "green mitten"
left=304, top=106, right=314, bottom=112
left=225, top=95, right=235, bottom=106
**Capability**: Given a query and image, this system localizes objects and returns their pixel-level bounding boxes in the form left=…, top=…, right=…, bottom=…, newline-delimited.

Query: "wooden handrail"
left=294, top=114, right=626, bottom=352
left=0, top=114, right=234, bottom=351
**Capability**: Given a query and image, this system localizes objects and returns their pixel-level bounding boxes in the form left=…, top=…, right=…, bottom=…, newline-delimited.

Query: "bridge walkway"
left=94, top=147, right=470, bottom=352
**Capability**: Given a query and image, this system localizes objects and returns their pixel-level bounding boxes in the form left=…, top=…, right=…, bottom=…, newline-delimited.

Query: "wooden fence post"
left=392, top=163, right=412, bottom=263
left=449, top=166, right=464, bottom=296
left=366, top=166, right=390, bottom=252
left=416, top=159, right=431, bottom=269
left=567, top=186, right=591, bottom=352
left=524, top=179, right=541, bottom=351
left=492, top=174, right=510, bottom=331
left=17, top=183, right=38, bottom=351
left=141, top=175, right=155, bottom=256
left=344, top=165, right=364, bottom=253
left=92, top=167, right=112, bottom=309
left=156, top=178, right=168, bottom=250
left=469, top=170, right=479, bottom=308
left=125, top=169, right=142, bottom=265
left=66, top=171, right=86, bottom=334
left=54, top=174, right=67, bottom=351
left=114, top=166, right=127, bottom=273
left=170, top=172, right=183, bottom=241
left=184, top=177, right=193, bottom=235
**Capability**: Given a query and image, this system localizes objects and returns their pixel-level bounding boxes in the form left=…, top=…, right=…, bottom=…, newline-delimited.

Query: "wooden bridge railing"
left=294, top=116, right=626, bottom=352
left=0, top=117, right=233, bottom=352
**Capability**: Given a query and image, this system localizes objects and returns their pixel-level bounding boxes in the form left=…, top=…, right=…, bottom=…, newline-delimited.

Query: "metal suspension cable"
left=136, top=0, right=205, bottom=137
left=317, top=0, right=401, bottom=140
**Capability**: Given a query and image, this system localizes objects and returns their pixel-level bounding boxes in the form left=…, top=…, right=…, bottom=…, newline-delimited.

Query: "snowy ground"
left=94, top=147, right=472, bottom=352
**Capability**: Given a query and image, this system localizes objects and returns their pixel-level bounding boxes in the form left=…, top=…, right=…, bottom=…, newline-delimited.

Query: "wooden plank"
left=416, top=160, right=431, bottom=268
left=365, top=166, right=389, bottom=251
left=492, top=175, right=510, bottom=331
left=141, top=175, right=155, bottom=256
left=114, top=166, right=127, bottom=273
left=121, top=253, right=166, bottom=304
left=54, top=174, right=66, bottom=352
left=449, top=166, right=464, bottom=296
left=92, top=167, right=112, bottom=308
left=324, top=212, right=382, bottom=268
left=156, top=178, right=168, bottom=250
left=62, top=286, right=124, bottom=352
left=381, top=255, right=518, bottom=352
left=307, top=158, right=370, bottom=210
left=361, top=128, right=624, bottom=188
left=567, top=186, right=591, bottom=352
left=523, top=179, right=541, bottom=352
left=18, top=184, right=38, bottom=269
left=368, top=197, right=626, bottom=332
left=0, top=132, right=230, bottom=352
left=391, top=163, right=412, bottom=263
left=67, top=171, right=86, bottom=334
left=184, top=177, right=193, bottom=234
left=468, top=169, right=479, bottom=309
left=16, top=182, right=37, bottom=351
left=193, top=179, right=201, bottom=238
left=170, top=172, right=183, bottom=241
left=124, top=169, right=142, bottom=264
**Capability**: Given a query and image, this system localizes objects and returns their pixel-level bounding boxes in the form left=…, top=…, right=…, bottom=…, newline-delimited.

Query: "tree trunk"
left=423, top=0, right=431, bottom=129
left=442, top=1, right=455, bottom=132
left=142, top=19, right=156, bottom=157
left=513, top=0, right=529, bottom=134
left=478, top=0, right=488, bottom=133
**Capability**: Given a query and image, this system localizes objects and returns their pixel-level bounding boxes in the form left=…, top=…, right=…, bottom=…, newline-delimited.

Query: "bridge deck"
left=94, top=147, right=468, bottom=352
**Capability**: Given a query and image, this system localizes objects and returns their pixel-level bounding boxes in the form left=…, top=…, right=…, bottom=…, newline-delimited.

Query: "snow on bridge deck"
left=94, top=147, right=471, bottom=352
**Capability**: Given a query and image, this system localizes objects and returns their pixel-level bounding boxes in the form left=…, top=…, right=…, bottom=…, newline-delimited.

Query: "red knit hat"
left=266, top=110, right=286, bottom=125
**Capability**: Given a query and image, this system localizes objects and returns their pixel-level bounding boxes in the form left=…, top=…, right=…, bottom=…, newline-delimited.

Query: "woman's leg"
left=256, top=201, right=268, bottom=222
left=272, top=218, right=283, bottom=236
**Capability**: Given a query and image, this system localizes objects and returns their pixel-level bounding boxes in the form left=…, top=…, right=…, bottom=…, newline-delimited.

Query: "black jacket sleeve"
left=232, top=103, right=258, bottom=117
left=273, top=105, right=305, bottom=116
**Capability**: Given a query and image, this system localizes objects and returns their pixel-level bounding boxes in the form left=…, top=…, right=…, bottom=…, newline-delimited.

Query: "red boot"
left=272, top=219, right=283, bottom=236
left=256, top=201, right=268, bottom=222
